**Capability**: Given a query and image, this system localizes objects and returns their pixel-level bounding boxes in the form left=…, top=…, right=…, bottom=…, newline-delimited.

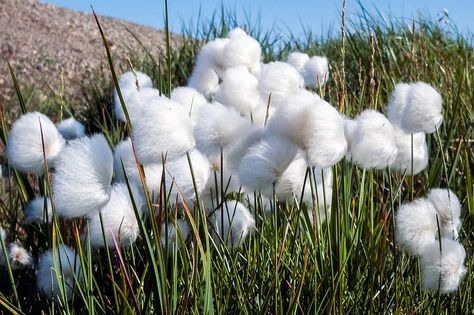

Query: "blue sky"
left=42, top=0, right=473, bottom=37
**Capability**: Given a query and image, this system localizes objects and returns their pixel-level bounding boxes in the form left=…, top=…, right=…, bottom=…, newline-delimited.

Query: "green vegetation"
left=0, top=7, right=473, bottom=314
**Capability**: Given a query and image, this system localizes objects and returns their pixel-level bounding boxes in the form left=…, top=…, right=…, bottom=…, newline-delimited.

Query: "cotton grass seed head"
left=188, top=65, right=220, bottom=99
left=301, top=56, right=329, bottom=88
left=390, top=128, right=428, bottom=175
left=194, top=38, right=229, bottom=75
left=8, top=243, right=32, bottom=270
left=53, top=133, right=113, bottom=218
left=6, top=111, right=65, bottom=174
left=345, top=110, right=398, bottom=169
left=420, top=238, right=466, bottom=293
left=132, top=97, right=195, bottom=164
left=115, top=87, right=161, bottom=123
left=171, top=86, right=208, bottom=125
left=258, top=61, right=304, bottom=105
left=212, top=200, right=255, bottom=248
left=25, top=196, right=53, bottom=224
left=222, top=30, right=261, bottom=70
left=427, top=188, right=462, bottom=239
left=114, top=71, right=154, bottom=122
left=286, top=52, right=309, bottom=72
left=56, top=117, right=85, bottom=140
left=396, top=198, right=439, bottom=255
left=86, top=182, right=143, bottom=248
left=37, top=245, right=81, bottom=301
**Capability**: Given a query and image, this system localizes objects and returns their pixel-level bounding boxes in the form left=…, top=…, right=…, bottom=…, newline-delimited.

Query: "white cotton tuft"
left=420, top=238, right=467, bottom=293
left=194, top=102, right=255, bottom=160
left=211, top=200, right=255, bottom=247
left=53, top=134, right=113, bottom=218
left=56, top=117, right=85, bottom=140
left=194, top=38, right=229, bottom=74
left=160, top=219, right=190, bottom=253
left=306, top=167, right=334, bottom=226
left=37, top=245, right=81, bottom=301
left=222, top=31, right=261, bottom=70
left=345, top=110, right=398, bottom=169
left=25, top=196, right=53, bottom=224
left=427, top=188, right=462, bottom=239
left=171, top=87, right=208, bottom=124
left=114, top=71, right=154, bottom=122
left=390, top=128, right=428, bottom=175
left=401, top=82, right=443, bottom=134
left=239, top=134, right=298, bottom=197
left=258, top=61, right=304, bottom=105
left=396, top=198, right=439, bottom=255
left=6, top=112, right=65, bottom=174
left=116, top=87, right=161, bottom=123
left=8, top=243, right=32, bottom=270
left=268, top=94, right=347, bottom=168
left=188, top=65, right=220, bottom=99
left=132, top=97, right=195, bottom=164
left=387, top=82, right=443, bottom=134
left=286, top=52, right=309, bottom=72
left=227, top=27, right=248, bottom=38
left=301, top=56, right=329, bottom=87
left=274, top=150, right=308, bottom=201
left=86, top=183, right=143, bottom=248
left=113, top=138, right=142, bottom=183
left=215, top=66, right=262, bottom=117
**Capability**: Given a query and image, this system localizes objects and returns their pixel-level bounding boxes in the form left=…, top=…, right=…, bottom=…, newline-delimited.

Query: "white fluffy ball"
left=345, top=110, right=398, bottom=169
left=56, top=117, right=85, bottom=140
left=286, top=52, right=309, bottom=72
left=258, top=61, right=304, bottom=105
left=188, top=65, right=220, bottom=99
left=53, top=134, right=113, bottom=218
left=194, top=38, right=229, bottom=75
left=8, top=243, right=32, bottom=270
left=132, top=97, right=195, bottom=164
left=222, top=31, right=261, bottom=70
left=117, top=87, right=161, bottom=123
left=171, top=87, right=208, bottom=124
left=25, top=196, right=53, bottom=224
left=390, top=128, right=428, bottom=175
left=113, top=138, right=140, bottom=182
left=420, top=238, right=466, bottom=293
left=301, top=56, right=329, bottom=87
left=37, top=245, right=81, bottom=301
left=86, top=183, right=143, bottom=248
left=427, top=188, right=462, bottom=239
left=114, top=71, right=154, bottom=122
left=211, top=200, right=255, bottom=247
left=6, top=112, right=65, bottom=174
left=386, top=83, right=410, bottom=126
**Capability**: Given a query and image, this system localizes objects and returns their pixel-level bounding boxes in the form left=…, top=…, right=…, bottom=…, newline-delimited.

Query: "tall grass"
left=0, top=6, right=473, bottom=314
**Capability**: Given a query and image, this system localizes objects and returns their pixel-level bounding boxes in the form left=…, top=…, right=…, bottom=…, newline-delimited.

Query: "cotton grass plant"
left=0, top=5, right=472, bottom=314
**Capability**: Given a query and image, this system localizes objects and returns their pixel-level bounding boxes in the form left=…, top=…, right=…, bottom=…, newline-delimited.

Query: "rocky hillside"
left=0, top=0, right=177, bottom=105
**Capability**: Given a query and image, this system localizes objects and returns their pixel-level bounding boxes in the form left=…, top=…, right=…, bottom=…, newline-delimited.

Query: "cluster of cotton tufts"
left=86, top=183, right=143, bottom=248
left=25, top=196, right=53, bottom=224
left=211, top=200, right=255, bottom=248
left=8, top=243, right=32, bottom=270
left=395, top=188, right=466, bottom=293
left=160, top=219, right=190, bottom=253
left=387, top=82, right=443, bottom=134
left=37, top=245, right=81, bottom=301
left=6, top=112, right=65, bottom=174
left=345, top=110, right=398, bottom=169
left=56, top=117, right=85, bottom=140
left=53, top=134, right=113, bottom=218
left=114, top=71, right=154, bottom=122
left=131, top=97, right=195, bottom=164
left=286, top=52, right=329, bottom=88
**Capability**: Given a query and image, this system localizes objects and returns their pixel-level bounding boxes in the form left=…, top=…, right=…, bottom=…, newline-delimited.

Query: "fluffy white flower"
left=222, top=31, right=261, bottom=70
left=345, top=110, right=398, bottom=169
left=396, top=198, right=440, bottom=255
left=194, top=38, right=229, bottom=75
left=6, top=112, right=65, bottom=174
left=286, top=52, right=309, bottom=72
left=188, top=65, right=220, bottom=99
left=301, top=56, right=329, bottom=87
left=211, top=200, right=255, bottom=247
left=37, top=245, right=81, bottom=301
left=113, top=138, right=141, bottom=182
left=86, top=183, right=143, bottom=248
left=53, top=134, right=113, bottom=218
left=132, top=97, right=195, bottom=164
left=194, top=102, right=255, bottom=160
left=239, top=134, right=298, bottom=197
left=227, top=27, right=248, bottom=39
left=420, top=238, right=467, bottom=293
left=215, top=66, right=262, bottom=117
left=171, top=87, right=208, bottom=124
left=268, top=93, right=347, bottom=168
left=387, top=82, right=442, bottom=134
left=116, top=87, right=161, bottom=123
left=160, top=219, right=190, bottom=252
left=56, top=117, right=85, bottom=140
left=258, top=61, right=304, bottom=105
left=114, top=71, right=154, bottom=122
left=8, top=243, right=32, bottom=270
left=427, top=188, right=462, bottom=239
left=390, top=128, right=428, bottom=175
left=401, top=82, right=443, bottom=134
left=25, top=196, right=53, bottom=224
